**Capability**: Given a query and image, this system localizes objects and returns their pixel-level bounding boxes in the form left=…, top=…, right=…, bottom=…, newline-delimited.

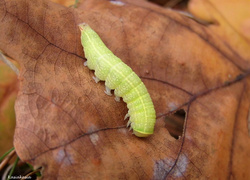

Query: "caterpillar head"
left=78, top=23, right=89, bottom=31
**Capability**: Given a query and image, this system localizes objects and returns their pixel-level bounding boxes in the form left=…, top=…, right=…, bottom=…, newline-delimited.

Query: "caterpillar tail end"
left=133, top=130, right=152, bottom=137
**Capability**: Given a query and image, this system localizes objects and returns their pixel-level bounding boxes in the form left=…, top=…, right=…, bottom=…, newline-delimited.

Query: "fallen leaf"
left=0, top=0, right=249, bottom=179
left=188, top=0, right=250, bottom=62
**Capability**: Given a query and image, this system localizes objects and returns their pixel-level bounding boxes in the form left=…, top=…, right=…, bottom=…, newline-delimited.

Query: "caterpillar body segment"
left=79, top=23, right=156, bottom=137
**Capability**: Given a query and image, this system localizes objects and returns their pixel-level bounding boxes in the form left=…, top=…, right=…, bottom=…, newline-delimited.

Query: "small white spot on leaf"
left=87, top=124, right=98, bottom=133
left=173, top=154, right=189, bottom=177
left=168, top=102, right=177, bottom=111
left=118, top=128, right=127, bottom=135
left=54, top=148, right=74, bottom=165
left=55, top=149, right=65, bottom=163
left=110, top=0, right=125, bottom=6
left=90, top=133, right=99, bottom=145
left=153, top=157, right=175, bottom=179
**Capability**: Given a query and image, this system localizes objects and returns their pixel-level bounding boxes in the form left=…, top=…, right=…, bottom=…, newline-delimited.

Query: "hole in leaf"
left=165, top=109, right=186, bottom=139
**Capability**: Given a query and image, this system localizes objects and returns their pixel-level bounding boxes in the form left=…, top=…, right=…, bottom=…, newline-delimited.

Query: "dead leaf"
left=0, top=0, right=249, bottom=179
left=188, top=0, right=250, bottom=63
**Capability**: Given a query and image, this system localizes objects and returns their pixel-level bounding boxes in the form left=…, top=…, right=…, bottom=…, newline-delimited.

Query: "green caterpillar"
left=79, top=23, right=156, bottom=137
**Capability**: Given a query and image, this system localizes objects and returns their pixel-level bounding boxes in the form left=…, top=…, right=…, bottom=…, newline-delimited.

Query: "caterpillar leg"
left=104, top=86, right=112, bottom=96
left=115, top=96, right=120, bottom=102
left=129, top=122, right=134, bottom=131
left=129, top=125, right=133, bottom=131
left=84, top=61, right=88, bottom=66
left=92, top=76, right=100, bottom=83
left=124, top=113, right=130, bottom=120
left=127, top=120, right=131, bottom=127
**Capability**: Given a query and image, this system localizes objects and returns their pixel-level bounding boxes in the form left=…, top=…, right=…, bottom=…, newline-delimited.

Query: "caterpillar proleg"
left=79, top=23, right=156, bottom=137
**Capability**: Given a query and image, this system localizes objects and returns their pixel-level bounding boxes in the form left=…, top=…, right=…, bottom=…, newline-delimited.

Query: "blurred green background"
left=0, top=59, right=18, bottom=156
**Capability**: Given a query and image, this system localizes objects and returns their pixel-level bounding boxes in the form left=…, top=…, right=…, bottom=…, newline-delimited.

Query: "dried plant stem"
left=2, top=164, right=13, bottom=180
left=0, top=148, right=16, bottom=171
left=21, top=168, right=42, bottom=180
left=0, top=51, right=19, bottom=75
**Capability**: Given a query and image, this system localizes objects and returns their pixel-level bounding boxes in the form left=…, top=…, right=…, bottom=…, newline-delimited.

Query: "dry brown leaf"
left=188, top=0, right=250, bottom=62
left=0, top=0, right=250, bottom=179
